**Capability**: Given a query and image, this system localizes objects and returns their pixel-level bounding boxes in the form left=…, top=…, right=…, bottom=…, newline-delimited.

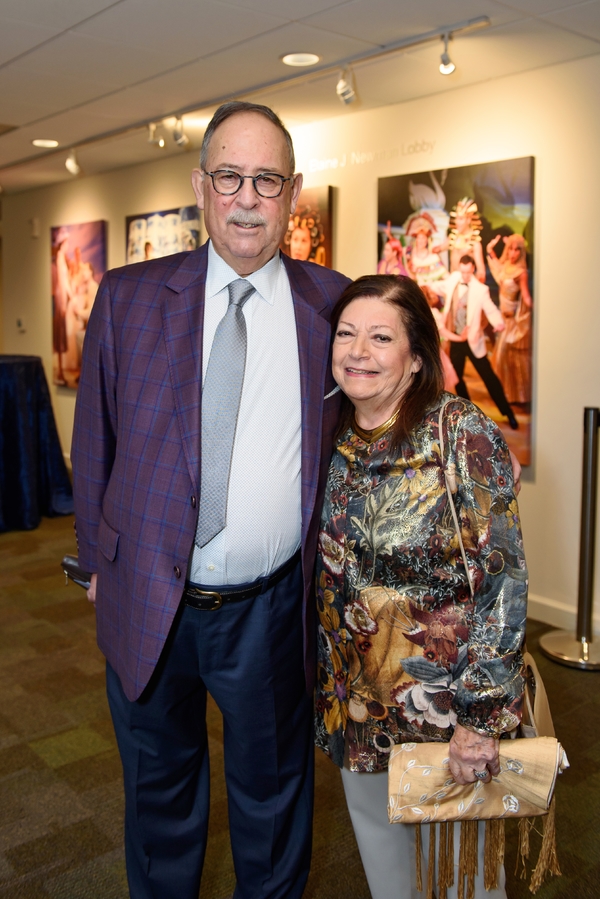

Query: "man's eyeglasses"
left=205, top=170, right=293, bottom=198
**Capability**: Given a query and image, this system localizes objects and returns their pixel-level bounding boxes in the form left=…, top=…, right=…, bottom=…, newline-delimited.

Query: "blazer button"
left=191, top=496, right=197, bottom=509
left=174, top=566, right=182, bottom=579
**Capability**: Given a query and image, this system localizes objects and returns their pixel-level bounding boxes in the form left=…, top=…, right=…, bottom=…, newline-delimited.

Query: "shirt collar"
left=206, top=241, right=282, bottom=306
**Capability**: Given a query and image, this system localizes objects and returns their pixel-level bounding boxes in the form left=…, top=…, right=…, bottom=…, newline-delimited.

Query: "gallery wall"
left=2, top=52, right=600, bottom=633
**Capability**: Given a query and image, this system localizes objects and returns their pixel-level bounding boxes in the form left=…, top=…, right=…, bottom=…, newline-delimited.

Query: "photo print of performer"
left=377, top=221, right=409, bottom=276
left=434, top=197, right=486, bottom=282
left=51, top=222, right=105, bottom=388
left=487, top=233, right=533, bottom=406
left=434, top=255, right=519, bottom=430
left=377, top=158, right=534, bottom=463
left=283, top=203, right=327, bottom=265
left=404, top=212, right=448, bottom=287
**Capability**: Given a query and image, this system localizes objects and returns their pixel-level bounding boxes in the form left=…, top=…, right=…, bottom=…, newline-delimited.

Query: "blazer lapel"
left=161, top=244, right=208, bottom=490
left=283, top=257, right=333, bottom=544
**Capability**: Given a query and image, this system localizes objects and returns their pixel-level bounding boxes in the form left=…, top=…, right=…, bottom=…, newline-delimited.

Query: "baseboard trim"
left=527, top=591, right=600, bottom=637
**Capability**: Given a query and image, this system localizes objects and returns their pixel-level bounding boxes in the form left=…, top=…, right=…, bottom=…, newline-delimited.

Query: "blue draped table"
left=0, top=355, right=74, bottom=531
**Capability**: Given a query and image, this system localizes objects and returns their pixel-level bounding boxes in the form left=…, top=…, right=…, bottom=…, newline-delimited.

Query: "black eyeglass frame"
left=204, top=169, right=294, bottom=198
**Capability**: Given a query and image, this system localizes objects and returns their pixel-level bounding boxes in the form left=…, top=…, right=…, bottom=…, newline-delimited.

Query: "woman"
left=377, top=237, right=409, bottom=277
left=284, top=205, right=327, bottom=265
left=404, top=213, right=447, bottom=287
left=378, top=221, right=409, bottom=277
left=289, top=223, right=312, bottom=261
left=487, top=234, right=533, bottom=405
left=315, top=275, right=527, bottom=899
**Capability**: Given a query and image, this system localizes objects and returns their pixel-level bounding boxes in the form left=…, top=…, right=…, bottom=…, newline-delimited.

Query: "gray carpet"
left=0, top=514, right=596, bottom=897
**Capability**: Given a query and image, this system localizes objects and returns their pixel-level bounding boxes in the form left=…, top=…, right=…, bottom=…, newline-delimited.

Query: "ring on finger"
left=474, top=770, right=488, bottom=780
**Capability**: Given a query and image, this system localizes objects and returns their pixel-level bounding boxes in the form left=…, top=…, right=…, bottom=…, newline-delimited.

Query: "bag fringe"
left=412, top=801, right=561, bottom=895
left=427, top=822, right=436, bottom=899
left=484, top=819, right=505, bottom=891
left=458, top=819, right=478, bottom=899
left=415, top=824, right=423, bottom=893
left=529, top=796, right=561, bottom=893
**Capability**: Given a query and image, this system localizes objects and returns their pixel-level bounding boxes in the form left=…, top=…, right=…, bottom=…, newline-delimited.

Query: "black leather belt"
left=183, top=550, right=301, bottom=611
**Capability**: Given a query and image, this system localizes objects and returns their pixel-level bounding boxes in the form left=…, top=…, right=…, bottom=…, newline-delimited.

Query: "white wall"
left=3, top=53, right=600, bottom=634
left=1, top=149, right=204, bottom=447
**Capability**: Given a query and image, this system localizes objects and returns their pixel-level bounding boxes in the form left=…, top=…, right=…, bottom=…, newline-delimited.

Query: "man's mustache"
left=226, top=211, right=267, bottom=226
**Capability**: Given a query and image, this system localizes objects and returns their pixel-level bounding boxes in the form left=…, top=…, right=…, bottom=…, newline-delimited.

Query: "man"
left=436, top=255, right=518, bottom=429
left=71, top=101, right=349, bottom=899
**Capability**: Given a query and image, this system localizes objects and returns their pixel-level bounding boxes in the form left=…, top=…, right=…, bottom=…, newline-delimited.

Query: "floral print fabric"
left=315, top=394, right=527, bottom=772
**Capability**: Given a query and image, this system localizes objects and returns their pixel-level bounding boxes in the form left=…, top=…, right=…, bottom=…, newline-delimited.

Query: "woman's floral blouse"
left=315, top=394, right=527, bottom=773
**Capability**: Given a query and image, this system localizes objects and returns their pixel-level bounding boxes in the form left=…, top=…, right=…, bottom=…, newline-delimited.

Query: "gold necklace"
left=352, top=407, right=400, bottom=444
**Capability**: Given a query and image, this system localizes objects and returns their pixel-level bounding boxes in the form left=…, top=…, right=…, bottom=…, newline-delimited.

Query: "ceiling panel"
left=216, top=0, right=350, bottom=17
left=543, top=0, right=600, bottom=40
left=73, top=0, right=289, bottom=57
left=302, top=0, right=520, bottom=46
left=494, top=0, right=594, bottom=12
left=441, top=14, right=600, bottom=70
left=0, top=62, right=121, bottom=124
left=5, top=31, right=174, bottom=89
left=0, top=0, right=124, bottom=31
left=0, top=18, right=61, bottom=67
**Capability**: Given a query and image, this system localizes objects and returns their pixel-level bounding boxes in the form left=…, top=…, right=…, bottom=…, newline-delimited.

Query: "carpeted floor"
left=0, top=514, right=597, bottom=898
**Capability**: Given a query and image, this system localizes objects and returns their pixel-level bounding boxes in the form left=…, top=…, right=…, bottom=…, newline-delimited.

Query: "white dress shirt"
left=188, top=242, right=302, bottom=585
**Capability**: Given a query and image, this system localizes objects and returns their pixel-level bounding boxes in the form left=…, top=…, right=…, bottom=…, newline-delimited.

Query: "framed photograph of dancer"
left=125, top=205, right=201, bottom=264
left=51, top=220, right=107, bottom=390
left=378, top=157, right=534, bottom=466
left=280, top=185, right=333, bottom=268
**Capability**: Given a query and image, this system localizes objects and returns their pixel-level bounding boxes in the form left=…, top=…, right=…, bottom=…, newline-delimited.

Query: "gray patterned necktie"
left=195, top=278, right=254, bottom=548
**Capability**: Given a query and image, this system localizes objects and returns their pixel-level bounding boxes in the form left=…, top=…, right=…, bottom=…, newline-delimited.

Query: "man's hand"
left=493, top=320, right=505, bottom=333
left=448, top=722, right=500, bottom=785
left=87, top=573, right=97, bottom=606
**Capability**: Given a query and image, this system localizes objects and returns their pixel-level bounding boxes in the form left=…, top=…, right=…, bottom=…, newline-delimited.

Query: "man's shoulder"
left=282, top=255, right=350, bottom=294
left=104, top=244, right=208, bottom=293
left=470, top=278, right=491, bottom=299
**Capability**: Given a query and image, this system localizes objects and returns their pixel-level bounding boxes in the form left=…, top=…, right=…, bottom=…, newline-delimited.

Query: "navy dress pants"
left=106, top=559, right=314, bottom=899
left=449, top=341, right=512, bottom=417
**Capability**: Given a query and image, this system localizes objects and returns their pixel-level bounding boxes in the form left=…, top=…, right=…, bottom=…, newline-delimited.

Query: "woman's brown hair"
left=331, top=274, right=444, bottom=448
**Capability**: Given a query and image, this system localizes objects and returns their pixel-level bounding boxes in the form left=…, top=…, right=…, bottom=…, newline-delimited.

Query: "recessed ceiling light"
left=281, top=53, right=320, bottom=67
left=32, top=138, right=59, bottom=148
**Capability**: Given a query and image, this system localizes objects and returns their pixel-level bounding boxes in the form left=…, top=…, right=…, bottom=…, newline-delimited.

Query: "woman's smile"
left=332, top=296, right=421, bottom=428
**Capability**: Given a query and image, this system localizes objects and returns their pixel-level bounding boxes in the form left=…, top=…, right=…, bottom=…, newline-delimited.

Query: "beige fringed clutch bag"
left=388, top=729, right=569, bottom=897
left=386, top=399, right=569, bottom=899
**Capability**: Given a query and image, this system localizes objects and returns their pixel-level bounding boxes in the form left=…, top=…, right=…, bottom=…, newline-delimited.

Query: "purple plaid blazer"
left=72, top=243, right=350, bottom=701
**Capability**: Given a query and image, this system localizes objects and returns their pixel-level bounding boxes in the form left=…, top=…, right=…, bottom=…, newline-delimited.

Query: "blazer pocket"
left=98, top=515, right=120, bottom=562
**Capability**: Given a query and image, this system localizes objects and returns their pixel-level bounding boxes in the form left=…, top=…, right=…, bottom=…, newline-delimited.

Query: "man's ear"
left=191, top=169, right=205, bottom=211
left=290, top=172, right=303, bottom=215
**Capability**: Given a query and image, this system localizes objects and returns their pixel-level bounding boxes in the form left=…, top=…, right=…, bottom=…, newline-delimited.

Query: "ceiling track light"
left=65, top=150, right=81, bottom=175
left=172, top=118, right=190, bottom=148
left=336, top=69, right=356, bottom=105
left=439, top=33, right=456, bottom=75
left=148, top=122, right=165, bottom=148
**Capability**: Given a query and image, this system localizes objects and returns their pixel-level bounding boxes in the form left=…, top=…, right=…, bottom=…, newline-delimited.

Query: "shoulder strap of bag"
left=522, top=650, right=555, bottom=739
left=438, top=398, right=473, bottom=599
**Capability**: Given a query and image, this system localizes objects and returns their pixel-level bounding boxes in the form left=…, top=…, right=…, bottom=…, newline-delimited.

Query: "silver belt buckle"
left=192, top=588, right=223, bottom=610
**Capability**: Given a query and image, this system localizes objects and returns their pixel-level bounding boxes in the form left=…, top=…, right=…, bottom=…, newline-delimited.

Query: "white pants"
left=341, top=767, right=507, bottom=899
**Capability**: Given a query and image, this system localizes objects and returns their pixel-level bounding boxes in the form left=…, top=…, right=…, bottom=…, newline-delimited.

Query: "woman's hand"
left=448, top=722, right=500, bottom=785
left=486, top=234, right=501, bottom=257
